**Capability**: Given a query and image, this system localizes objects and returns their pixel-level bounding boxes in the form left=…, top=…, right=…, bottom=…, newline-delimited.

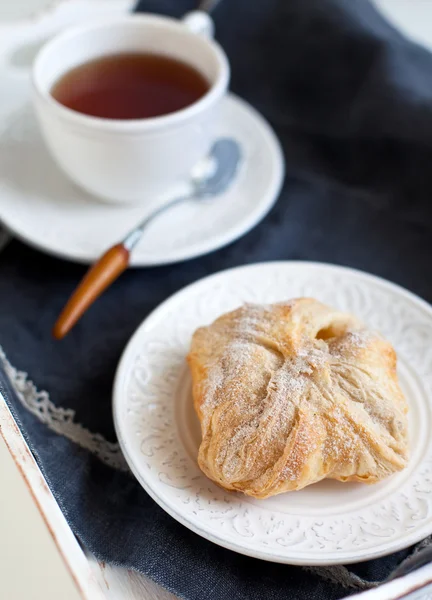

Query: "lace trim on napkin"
left=0, top=347, right=129, bottom=472
left=2, top=344, right=432, bottom=592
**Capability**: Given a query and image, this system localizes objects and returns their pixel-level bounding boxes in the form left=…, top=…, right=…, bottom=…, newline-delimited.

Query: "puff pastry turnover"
left=187, top=298, right=409, bottom=498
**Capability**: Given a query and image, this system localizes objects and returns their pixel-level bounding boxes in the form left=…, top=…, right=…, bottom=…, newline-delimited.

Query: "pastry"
left=187, top=298, right=409, bottom=498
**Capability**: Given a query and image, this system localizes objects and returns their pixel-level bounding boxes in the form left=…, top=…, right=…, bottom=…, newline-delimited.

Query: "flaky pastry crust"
left=187, top=299, right=409, bottom=498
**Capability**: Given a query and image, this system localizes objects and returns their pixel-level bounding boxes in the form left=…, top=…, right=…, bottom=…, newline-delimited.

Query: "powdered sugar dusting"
left=191, top=300, right=407, bottom=497
left=331, top=329, right=375, bottom=357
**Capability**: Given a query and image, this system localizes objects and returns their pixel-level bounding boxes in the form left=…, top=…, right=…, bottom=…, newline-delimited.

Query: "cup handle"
left=182, top=11, right=215, bottom=39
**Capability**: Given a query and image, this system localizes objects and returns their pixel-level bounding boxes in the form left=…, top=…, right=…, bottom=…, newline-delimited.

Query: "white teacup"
left=31, top=13, right=230, bottom=204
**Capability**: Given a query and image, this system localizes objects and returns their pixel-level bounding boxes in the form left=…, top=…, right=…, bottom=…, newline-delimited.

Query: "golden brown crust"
left=187, top=298, right=409, bottom=498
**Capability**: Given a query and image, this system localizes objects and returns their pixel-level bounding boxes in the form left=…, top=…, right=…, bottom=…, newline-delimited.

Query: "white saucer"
left=114, top=262, right=432, bottom=565
left=0, top=92, right=284, bottom=266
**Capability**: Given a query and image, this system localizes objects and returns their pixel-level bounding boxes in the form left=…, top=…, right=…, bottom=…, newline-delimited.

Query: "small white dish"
left=114, top=262, right=432, bottom=565
left=0, top=93, right=284, bottom=265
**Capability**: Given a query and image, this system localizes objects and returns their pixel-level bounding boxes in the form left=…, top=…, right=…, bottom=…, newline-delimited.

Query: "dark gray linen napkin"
left=1, top=0, right=432, bottom=598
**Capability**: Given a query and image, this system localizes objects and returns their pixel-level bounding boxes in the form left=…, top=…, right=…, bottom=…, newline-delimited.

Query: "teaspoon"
left=52, top=138, right=241, bottom=339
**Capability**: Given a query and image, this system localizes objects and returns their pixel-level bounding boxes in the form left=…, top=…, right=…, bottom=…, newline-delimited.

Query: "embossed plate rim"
left=113, top=261, right=432, bottom=564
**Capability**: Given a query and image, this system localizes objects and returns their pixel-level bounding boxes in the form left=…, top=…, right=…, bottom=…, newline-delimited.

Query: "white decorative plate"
left=113, top=262, right=432, bottom=565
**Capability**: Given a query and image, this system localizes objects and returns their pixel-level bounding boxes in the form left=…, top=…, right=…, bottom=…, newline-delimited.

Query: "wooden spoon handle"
left=53, top=244, right=130, bottom=340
